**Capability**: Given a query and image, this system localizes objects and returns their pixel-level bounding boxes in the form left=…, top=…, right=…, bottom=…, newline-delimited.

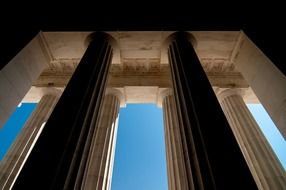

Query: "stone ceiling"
left=28, top=31, right=258, bottom=104
left=41, top=31, right=241, bottom=72
left=38, top=31, right=246, bottom=85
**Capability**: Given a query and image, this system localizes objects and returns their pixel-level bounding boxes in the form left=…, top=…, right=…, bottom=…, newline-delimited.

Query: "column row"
left=3, top=88, right=123, bottom=190
left=162, top=32, right=286, bottom=190
left=6, top=30, right=285, bottom=189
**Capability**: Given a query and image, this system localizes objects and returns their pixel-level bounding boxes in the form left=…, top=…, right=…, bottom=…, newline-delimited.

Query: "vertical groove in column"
left=167, top=32, right=257, bottom=189
left=103, top=96, right=120, bottom=190
left=163, top=98, right=172, bottom=190
left=163, top=95, right=190, bottom=190
left=81, top=93, right=120, bottom=190
left=0, top=93, right=59, bottom=190
left=168, top=97, right=180, bottom=189
left=163, top=97, right=175, bottom=190
left=97, top=95, right=117, bottom=190
left=219, top=91, right=286, bottom=190
left=170, top=96, right=190, bottom=190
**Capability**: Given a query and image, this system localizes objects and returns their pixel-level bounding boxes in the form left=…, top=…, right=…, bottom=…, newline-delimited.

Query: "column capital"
left=215, top=88, right=245, bottom=103
left=157, top=88, right=173, bottom=107
left=22, top=87, right=63, bottom=103
left=84, top=32, right=116, bottom=47
left=85, top=32, right=121, bottom=65
left=105, top=88, right=126, bottom=107
left=161, top=32, right=197, bottom=65
left=162, top=32, right=197, bottom=50
left=44, top=88, right=63, bottom=97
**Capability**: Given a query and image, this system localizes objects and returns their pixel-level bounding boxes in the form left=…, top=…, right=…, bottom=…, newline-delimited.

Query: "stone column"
left=216, top=88, right=286, bottom=190
left=80, top=88, right=123, bottom=190
left=13, top=32, right=116, bottom=189
left=160, top=89, right=189, bottom=190
left=234, top=32, right=286, bottom=138
left=0, top=90, right=60, bottom=189
left=164, top=32, right=257, bottom=189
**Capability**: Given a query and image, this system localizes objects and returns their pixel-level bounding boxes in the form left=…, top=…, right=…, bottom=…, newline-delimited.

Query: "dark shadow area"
left=0, top=3, right=285, bottom=73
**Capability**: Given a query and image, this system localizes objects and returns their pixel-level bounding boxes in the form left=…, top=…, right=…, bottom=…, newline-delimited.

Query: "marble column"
left=0, top=90, right=60, bottom=189
left=217, top=88, right=286, bottom=190
left=13, top=32, right=116, bottom=189
left=165, top=32, right=257, bottom=189
left=80, top=88, right=123, bottom=190
left=161, top=89, right=189, bottom=190
left=234, top=32, right=286, bottom=138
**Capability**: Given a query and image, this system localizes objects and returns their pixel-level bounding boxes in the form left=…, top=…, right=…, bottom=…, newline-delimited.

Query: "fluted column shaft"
left=166, top=32, right=257, bottom=189
left=0, top=93, right=59, bottom=189
left=13, top=32, right=114, bottom=189
left=162, top=92, right=189, bottom=190
left=81, top=92, right=120, bottom=190
left=217, top=89, right=286, bottom=190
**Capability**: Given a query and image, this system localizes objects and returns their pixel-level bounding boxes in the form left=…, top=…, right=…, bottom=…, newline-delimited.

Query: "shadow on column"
left=13, top=32, right=115, bottom=189
left=165, top=32, right=258, bottom=190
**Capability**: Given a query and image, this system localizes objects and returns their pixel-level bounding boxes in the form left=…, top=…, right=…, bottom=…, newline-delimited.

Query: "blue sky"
left=0, top=103, right=36, bottom=160
left=111, top=104, right=167, bottom=190
left=0, top=103, right=285, bottom=189
left=247, top=104, right=286, bottom=168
